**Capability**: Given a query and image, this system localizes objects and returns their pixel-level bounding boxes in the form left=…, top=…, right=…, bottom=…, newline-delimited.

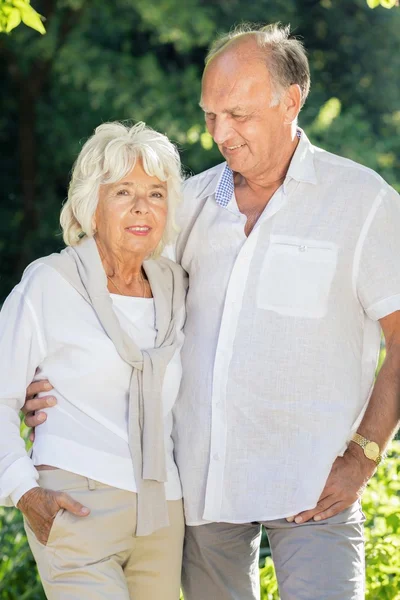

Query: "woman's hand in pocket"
left=17, top=487, right=90, bottom=545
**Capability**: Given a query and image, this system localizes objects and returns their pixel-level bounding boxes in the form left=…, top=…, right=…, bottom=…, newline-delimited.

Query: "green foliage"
left=367, top=0, right=398, bottom=8
left=0, top=0, right=45, bottom=34
left=260, top=557, right=280, bottom=600
left=1, top=0, right=400, bottom=300
left=363, top=441, right=400, bottom=599
left=0, top=508, right=44, bottom=600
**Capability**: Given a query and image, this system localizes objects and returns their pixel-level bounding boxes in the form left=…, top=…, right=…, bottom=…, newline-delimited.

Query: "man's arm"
left=289, top=310, right=400, bottom=524
left=22, top=380, right=56, bottom=440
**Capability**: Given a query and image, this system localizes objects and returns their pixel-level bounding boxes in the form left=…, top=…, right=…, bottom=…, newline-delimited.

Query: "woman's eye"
left=116, top=189, right=129, bottom=196
left=151, top=192, right=164, bottom=199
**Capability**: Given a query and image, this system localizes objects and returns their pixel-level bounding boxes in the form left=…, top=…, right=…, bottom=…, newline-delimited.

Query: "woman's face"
left=94, top=160, right=168, bottom=259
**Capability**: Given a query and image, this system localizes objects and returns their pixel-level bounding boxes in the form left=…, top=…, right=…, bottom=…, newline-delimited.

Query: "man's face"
left=200, top=45, right=287, bottom=178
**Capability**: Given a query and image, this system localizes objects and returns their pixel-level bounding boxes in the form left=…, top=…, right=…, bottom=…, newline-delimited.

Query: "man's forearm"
left=349, top=343, right=400, bottom=460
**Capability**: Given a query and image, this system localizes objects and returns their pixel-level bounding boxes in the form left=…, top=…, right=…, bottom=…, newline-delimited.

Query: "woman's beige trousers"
left=24, top=469, right=184, bottom=599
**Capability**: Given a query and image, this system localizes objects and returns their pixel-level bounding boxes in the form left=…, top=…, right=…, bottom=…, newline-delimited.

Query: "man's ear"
left=283, top=84, right=302, bottom=124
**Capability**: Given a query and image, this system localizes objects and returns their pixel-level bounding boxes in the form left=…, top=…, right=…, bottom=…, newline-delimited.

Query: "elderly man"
left=23, top=24, right=400, bottom=600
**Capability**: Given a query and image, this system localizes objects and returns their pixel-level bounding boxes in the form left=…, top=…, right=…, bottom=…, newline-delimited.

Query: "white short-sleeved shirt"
left=0, top=263, right=183, bottom=506
left=172, top=129, right=400, bottom=525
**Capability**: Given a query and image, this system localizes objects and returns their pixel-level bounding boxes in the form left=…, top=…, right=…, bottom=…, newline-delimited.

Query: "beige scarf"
left=33, top=237, right=187, bottom=536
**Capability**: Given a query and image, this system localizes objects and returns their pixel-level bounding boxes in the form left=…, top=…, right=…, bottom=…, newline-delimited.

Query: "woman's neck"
left=96, top=238, right=145, bottom=285
left=95, top=238, right=152, bottom=297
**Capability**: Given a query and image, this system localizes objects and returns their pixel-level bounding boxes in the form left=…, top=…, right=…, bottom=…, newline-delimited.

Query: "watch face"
left=365, top=441, right=380, bottom=460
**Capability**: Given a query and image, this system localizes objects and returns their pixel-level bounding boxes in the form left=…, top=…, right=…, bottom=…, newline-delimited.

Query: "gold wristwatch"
left=351, top=433, right=383, bottom=465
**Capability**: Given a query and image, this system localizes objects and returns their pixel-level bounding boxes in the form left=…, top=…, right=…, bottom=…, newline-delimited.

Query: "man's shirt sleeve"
left=356, top=185, right=400, bottom=321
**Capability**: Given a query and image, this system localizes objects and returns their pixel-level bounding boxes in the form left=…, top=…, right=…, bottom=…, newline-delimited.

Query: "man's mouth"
left=223, top=143, right=246, bottom=154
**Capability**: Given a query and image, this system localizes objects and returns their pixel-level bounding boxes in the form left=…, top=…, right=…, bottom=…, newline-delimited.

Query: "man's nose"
left=209, top=116, right=232, bottom=146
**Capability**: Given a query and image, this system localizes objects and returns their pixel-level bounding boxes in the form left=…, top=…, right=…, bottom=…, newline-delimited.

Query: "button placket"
left=203, top=228, right=261, bottom=521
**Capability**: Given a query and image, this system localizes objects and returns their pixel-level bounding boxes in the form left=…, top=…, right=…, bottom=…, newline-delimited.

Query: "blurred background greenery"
left=1, top=0, right=400, bottom=301
left=1, top=0, right=400, bottom=598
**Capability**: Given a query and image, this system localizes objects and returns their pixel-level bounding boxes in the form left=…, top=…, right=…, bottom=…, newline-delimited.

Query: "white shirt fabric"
left=172, top=129, right=400, bottom=525
left=0, top=262, right=183, bottom=506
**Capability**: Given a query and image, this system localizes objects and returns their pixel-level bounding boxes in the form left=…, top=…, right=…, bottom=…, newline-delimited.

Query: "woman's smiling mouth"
left=125, top=226, right=152, bottom=236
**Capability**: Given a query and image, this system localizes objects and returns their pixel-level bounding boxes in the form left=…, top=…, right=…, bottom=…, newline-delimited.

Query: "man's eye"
left=151, top=192, right=164, bottom=199
left=116, top=189, right=129, bottom=196
left=232, top=114, right=247, bottom=121
left=205, top=113, right=216, bottom=121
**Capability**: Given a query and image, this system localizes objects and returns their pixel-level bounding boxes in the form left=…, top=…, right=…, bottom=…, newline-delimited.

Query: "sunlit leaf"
left=380, top=0, right=398, bottom=7
left=5, top=7, right=21, bottom=32
left=15, top=1, right=46, bottom=34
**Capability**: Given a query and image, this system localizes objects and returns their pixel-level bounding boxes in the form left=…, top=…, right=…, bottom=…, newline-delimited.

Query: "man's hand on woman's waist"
left=21, top=380, right=56, bottom=441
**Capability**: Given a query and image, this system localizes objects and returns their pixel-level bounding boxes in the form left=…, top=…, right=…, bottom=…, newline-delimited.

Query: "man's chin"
left=221, top=147, right=248, bottom=171
left=224, top=155, right=246, bottom=173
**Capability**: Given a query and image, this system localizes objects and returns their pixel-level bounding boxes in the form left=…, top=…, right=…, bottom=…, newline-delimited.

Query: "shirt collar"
left=214, top=128, right=317, bottom=207
left=215, top=164, right=235, bottom=208
left=285, top=128, right=317, bottom=189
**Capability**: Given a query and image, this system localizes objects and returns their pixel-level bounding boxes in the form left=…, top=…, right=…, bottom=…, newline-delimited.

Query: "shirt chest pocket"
left=257, top=236, right=338, bottom=319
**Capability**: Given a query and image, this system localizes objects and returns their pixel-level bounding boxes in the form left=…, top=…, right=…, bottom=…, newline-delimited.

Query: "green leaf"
left=5, top=7, right=21, bottom=32
left=18, top=2, right=46, bottom=34
left=380, top=0, right=398, bottom=7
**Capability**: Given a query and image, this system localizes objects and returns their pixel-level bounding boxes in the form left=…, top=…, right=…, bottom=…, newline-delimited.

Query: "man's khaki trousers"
left=24, top=469, right=184, bottom=600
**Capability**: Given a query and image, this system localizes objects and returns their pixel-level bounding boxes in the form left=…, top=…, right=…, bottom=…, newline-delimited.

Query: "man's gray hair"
left=205, top=23, right=310, bottom=108
left=60, top=121, right=183, bottom=258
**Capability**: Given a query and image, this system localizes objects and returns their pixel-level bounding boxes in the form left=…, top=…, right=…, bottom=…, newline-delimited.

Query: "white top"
left=172, top=129, right=400, bottom=525
left=0, top=263, right=183, bottom=506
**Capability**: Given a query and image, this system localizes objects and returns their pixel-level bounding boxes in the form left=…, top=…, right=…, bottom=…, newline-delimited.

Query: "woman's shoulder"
left=14, top=254, right=71, bottom=301
left=1, top=258, right=70, bottom=328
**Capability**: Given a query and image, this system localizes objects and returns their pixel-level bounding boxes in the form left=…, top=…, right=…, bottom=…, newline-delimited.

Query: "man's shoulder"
left=176, top=162, right=226, bottom=232
left=182, top=162, right=226, bottom=199
left=313, top=144, right=390, bottom=193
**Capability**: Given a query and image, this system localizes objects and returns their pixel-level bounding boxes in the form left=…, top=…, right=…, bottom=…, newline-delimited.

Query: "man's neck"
left=234, top=134, right=300, bottom=195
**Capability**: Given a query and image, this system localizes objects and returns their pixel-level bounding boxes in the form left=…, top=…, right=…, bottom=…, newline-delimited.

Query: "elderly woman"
left=0, top=121, right=187, bottom=599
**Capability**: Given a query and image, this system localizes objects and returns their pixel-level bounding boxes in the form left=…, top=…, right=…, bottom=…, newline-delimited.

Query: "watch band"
left=351, top=433, right=382, bottom=465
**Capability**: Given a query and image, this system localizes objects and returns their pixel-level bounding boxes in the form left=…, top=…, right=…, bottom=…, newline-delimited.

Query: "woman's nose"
left=130, top=196, right=149, bottom=214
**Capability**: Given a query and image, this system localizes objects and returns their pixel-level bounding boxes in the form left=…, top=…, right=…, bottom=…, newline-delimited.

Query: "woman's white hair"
left=60, top=121, right=183, bottom=258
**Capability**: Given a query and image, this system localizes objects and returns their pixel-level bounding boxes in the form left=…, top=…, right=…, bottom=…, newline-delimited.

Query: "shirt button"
left=298, top=245, right=307, bottom=252
left=212, top=453, right=220, bottom=461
